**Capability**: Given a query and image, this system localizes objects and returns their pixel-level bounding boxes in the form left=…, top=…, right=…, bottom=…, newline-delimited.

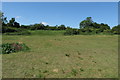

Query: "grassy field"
left=2, top=30, right=118, bottom=78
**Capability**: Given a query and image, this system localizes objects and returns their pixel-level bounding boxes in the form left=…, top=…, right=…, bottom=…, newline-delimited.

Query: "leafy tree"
left=44, top=25, right=50, bottom=30
left=111, top=25, right=120, bottom=34
left=14, top=22, right=20, bottom=28
left=58, top=25, right=66, bottom=30
left=30, top=23, right=45, bottom=30
left=80, top=17, right=94, bottom=29
left=99, top=23, right=110, bottom=32
left=0, top=12, right=8, bottom=33
left=0, top=12, right=8, bottom=26
left=39, top=23, right=45, bottom=30
left=92, top=22, right=101, bottom=29
left=103, top=29, right=112, bottom=34
left=7, top=18, right=20, bottom=28
left=7, top=18, right=15, bottom=27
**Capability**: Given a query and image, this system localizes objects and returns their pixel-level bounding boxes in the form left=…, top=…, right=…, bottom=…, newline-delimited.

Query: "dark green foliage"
left=6, top=18, right=20, bottom=28
left=2, top=26, right=22, bottom=33
left=21, top=25, right=30, bottom=29
left=1, top=13, right=21, bottom=33
left=102, top=29, right=113, bottom=35
left=5, top=30, right=31, bottom=35
left=7, top=18, right=16, bottom=27
left=92, top=22, right=101, bottom=29
left=78, top=17, right=111, bottom=35
left=45, top=26, right=58, bottom=30
left=64, top=29, right=79, bottom=35
left=63, top=17, right=112, bottom=35
left=1, top=43, right=30, bottom=54
left=30, top=24, right=67, bottom=30
left=79, top=28, right=92, bottom=35
left=58, top=25, right=66, bottom=30
left=100, top=23, right=110, bottom=30
left=13, top=22, right=20, bottom=28
left=1, top=13, right=119, bottom=35
left=0, top=11, right=8, bottom=26
left=95, top=29, right=102, bottom=34
left=30, top=23, right=45, bottom=30
left=111, top=25, right=120, bottom=34
left=80, top=17, right=94, bottom=29
left=2, top=26, right=31, bottom=35
left=79, top=28, right=100, bottom=35
left=64, top=28, right=99, bottom=35
left=80, top=17, right=110, bottom=31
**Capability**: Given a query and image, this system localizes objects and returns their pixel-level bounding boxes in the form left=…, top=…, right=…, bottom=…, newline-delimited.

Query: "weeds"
left=71, top=69, right=78, bottom=76
left=1, top=42, right=30, bottom=54
left=80, top=68, right=84, bottom=72
left=65, top=54, right=70, bottom=57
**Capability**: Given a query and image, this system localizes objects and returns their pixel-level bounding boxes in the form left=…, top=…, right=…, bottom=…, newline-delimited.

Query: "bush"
left=64, top=29, right=79, bottom=35
left=102, top=29, right=113, bottom=35
left=1, top=42, right=30, bottom=54
left=2, top=26, right=22, bottom=33
left=111, top=25, right=120, bottom=34
left=4, top=30, right=31, bottom=35
left=2, top=26, right=31, bottom=35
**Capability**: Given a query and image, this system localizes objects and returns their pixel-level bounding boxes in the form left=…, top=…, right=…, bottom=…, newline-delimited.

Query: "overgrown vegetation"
left=65, top=17, right=120, bottom=35
left=4, top=30, right=31, bottom=35
left=1, top=42, right=30, bottom=54
left=0, top=12, right=119, bottom=35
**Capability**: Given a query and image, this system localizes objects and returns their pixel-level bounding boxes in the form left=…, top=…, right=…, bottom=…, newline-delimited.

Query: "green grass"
left=2, top=30, right=118, bottom=78
left=30, top=30, right=65, bottom=36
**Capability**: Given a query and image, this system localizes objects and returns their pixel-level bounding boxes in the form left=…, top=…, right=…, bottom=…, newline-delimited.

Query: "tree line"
left=65, top=17, right=120, bottom=35
left=0, top=12, right=120, bottom=35
left=1, top=12, right=67, bottom=33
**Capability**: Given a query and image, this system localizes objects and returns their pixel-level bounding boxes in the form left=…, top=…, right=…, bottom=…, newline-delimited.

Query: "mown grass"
left=2, top=30, right=118, bottom=78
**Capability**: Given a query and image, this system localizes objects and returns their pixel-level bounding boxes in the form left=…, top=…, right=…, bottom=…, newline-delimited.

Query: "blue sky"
left=2, top=2, right=118, bottom=28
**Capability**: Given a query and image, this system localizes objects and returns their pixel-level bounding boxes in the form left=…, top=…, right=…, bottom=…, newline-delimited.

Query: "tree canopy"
left=1, top=12, right=119, bottom=35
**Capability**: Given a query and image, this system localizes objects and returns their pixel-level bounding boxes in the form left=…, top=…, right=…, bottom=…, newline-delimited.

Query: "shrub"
left=21, top=25, right=30, bottom=29
left=1, top=42, right=30, bottom=54
left=79, top=28, right=97, bottom=35
left=2, top=26, right=22, bottom=33
left=111, top=25, right=120, bottom=34
left=64, top=29, right=73, bottom=35
left=102, top=29, right=113, bottom=35
left=4, top=30, right=31, bottom=35
left=64, top=29, right=79, bottom=35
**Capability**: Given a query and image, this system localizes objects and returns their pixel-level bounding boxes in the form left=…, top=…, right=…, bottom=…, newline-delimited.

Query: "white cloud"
left=15, top=16, right=21, bottom=19
left=41, top=22, right=48, bottom=25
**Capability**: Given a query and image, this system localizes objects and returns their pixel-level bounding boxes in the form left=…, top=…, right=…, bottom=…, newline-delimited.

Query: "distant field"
left=2, top=30, right=118, bottom=78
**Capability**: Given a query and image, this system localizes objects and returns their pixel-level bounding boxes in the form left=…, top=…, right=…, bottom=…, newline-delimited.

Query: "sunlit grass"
left=2, top=30, right=118, bottom=78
